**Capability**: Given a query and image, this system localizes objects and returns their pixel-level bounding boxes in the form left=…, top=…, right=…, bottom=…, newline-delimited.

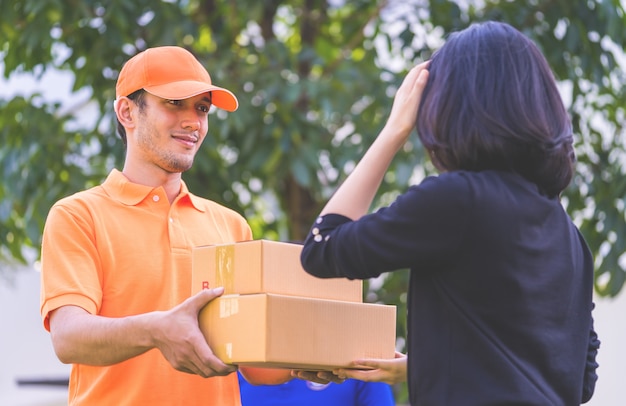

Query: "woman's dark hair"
left=116, top=89, right=146, bottom=146
left=416, top=21, right=575, bottom=197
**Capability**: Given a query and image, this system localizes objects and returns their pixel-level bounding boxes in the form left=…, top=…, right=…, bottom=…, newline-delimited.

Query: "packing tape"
left=225, top=343, right=233, bottom=360
left=219, top=295, right=239, bottom=318
left=216, top=245, right=235, bottom=293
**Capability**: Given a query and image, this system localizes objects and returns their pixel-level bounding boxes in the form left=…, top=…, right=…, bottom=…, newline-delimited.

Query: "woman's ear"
left=114, top=97, right=135, bottom=130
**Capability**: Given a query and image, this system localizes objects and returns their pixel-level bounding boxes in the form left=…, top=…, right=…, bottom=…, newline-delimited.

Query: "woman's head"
left=416, top=21, right=574, bottom=196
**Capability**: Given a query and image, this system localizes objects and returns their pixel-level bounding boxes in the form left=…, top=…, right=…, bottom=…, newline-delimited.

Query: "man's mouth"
left=172, top=133, right=199, bottom=146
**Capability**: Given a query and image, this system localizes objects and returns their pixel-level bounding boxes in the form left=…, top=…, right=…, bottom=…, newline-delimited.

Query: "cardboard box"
left=199, top=293, right=396, bottom=370
left=192, top=240, right=363, bottom=302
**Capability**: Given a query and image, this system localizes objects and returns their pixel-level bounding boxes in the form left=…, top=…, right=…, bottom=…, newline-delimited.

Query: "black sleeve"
left=300, top=173, right=472, bottom=280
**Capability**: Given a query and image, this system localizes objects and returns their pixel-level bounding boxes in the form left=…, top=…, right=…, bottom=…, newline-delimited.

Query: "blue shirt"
left=237, top=372, right=395, bottom=406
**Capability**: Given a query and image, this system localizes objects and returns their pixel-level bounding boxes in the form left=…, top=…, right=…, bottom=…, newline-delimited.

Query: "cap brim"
left=144, top=81, right=239, bottom=112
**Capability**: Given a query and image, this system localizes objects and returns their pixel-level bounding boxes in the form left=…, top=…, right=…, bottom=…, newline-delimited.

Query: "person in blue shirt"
left=238, top=371, right=395, bottom=406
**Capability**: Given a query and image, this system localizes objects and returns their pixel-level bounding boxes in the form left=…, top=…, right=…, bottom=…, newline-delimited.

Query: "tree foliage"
left=1, top=1, right=625, bottom=397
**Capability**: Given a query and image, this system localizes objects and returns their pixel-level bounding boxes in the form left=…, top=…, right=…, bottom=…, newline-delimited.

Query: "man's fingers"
left=193, top=341, right=237, bottom=378
left=187, top=287, right=225, bottom=312
left=177, top=357, right=236, bottom=378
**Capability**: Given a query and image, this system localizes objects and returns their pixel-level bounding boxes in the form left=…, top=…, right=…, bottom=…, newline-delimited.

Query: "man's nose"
left=181, top=109, right=200, bottom=131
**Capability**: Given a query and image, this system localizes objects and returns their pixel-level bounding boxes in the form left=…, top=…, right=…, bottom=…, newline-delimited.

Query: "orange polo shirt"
left=40, top=169, right=253, bottom=406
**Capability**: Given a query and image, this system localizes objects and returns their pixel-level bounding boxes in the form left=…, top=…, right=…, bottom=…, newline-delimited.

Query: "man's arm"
left=49, top=287, right=236, bottom=378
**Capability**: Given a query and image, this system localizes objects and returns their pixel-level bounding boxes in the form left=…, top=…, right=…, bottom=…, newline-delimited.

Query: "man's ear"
left=114, top=97, right=136, bottom=129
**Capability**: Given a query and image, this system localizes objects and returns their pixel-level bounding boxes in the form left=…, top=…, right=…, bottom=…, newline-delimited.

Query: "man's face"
left=129, top=92, right=211, bottom=173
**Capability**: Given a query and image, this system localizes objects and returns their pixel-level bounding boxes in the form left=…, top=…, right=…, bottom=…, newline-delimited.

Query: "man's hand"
left=152, top=287, right=237, bottom=378
left=49, top=287, right=236, bottom=379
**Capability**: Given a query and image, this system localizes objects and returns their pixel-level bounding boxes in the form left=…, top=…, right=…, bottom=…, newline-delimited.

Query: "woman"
left=297, top=21, right=600, bottom=405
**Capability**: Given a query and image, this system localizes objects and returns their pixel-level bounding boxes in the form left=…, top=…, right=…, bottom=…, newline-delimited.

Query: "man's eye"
left=168, top=100, right=182, bottom=106
left=198, top=105, right=210, bottom=113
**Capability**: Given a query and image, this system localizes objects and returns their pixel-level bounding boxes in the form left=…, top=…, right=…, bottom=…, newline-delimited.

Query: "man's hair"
left=416, top=21, right=575, bottom=197
left=116, top=89, right=147, bottom=146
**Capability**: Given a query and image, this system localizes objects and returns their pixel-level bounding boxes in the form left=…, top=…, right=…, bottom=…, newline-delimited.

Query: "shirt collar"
left=102, top=169, right=205, bottom=212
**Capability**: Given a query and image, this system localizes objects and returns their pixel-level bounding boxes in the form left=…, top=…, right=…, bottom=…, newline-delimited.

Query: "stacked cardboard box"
left=192, top=240, right=397, bottom=370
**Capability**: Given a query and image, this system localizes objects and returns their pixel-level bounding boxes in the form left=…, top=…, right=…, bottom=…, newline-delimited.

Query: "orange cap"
left=115, top=46, right=238, bottom=112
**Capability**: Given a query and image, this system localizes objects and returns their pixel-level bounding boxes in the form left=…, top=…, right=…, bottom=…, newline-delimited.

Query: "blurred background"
left=1, top=1, right=625, bottom=404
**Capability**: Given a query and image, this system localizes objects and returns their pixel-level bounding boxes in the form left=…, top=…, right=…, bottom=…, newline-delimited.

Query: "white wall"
left=0, top=268, right=623, bottom=406
left=0, top=269, right=69, bottom=406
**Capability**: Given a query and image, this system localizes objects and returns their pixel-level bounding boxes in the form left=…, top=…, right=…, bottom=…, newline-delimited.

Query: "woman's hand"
left=333, top=351, right=407, bottom=385
left=317, top=62, right=430, bottom=220
left=290, top=352, right=408, bottom=386
left=381, top=61, right=430, bottom=145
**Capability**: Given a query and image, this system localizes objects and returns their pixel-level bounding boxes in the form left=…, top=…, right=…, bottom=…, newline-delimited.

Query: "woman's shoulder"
left=420, top=170, right=530, bottom=193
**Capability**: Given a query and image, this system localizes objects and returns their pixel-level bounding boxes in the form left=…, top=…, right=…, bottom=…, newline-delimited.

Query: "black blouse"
left=301, top=170, right=599, bottom=405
